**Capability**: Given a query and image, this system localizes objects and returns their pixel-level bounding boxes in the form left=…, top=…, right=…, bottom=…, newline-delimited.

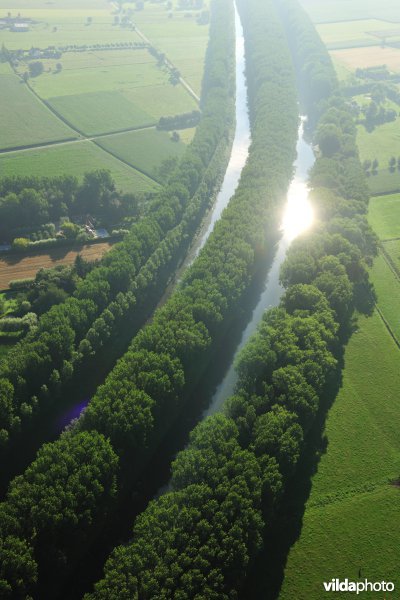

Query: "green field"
left=97, top=129, right=187, bottom=181
left=280, top=309, right=400, bottom=600
left=0, top=8, right=142, bottom=50
left=366, top=169, right=400, bottom=195
left=299, top=0, right=400, bottom=23
left=48, top=91, right=155, bottom=136
left=357, top=119, right=400, bottom=168
left=368, top=193, right=400, bottom=239
left=370, top=252, right=400, bottom=340
left=0, top=63, right=75, bottom=149
left=383, top=239, right=400, bottom=271
left=133, top=2, right=210, bottom=96
left=316, top=18, right=396, bottom=47
left=0, top=142, right=158, bottom=193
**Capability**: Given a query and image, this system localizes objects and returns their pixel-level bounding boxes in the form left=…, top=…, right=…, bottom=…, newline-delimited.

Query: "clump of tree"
left=0, top=0, right=236, bottom=495
left=84, top=1, right=377, bottom=597
left=157, top=110, right=201, bottom=130
left=0, top=0, right=301, bottom=595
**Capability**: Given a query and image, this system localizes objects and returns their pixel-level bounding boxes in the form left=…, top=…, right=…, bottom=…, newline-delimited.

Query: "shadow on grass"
left=239, top=313, right=365, bottom=599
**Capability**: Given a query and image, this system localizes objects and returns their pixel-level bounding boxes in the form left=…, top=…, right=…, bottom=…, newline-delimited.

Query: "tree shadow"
left=239, top=343, right=347, bottom=599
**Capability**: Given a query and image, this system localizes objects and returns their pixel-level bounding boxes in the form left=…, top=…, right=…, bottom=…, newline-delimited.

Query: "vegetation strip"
left=0, top=0, right=303, bottom=595
left=85, top=0, right=377, bottom=597
left=0, top=0, right=235, bottom=473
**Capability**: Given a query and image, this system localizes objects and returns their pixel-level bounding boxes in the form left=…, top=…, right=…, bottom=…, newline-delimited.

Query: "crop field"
left=316, top=18, right=397, bottom=48
left=133, top=2, right=210, bottom=96
left=382, top=239, right=400, bottom=272
left=368, top=193, right=400, bottom=239
left=331, top=45, right=400, bottom=71
left=357, top=119, right=400, bottom=169
left=279, top=310, right=400, bottom=600
left=299, top=0, right=400, bottom=24
left=97, top=129, right=187, bottom=181
left=0, top=141, right=158, bottom=193
left=0, top=63, right=76, bottom=149
left=0, top=8, right=142, bottom=50
left=0, top=242, right=114, bottom=291
left=366, top=169, right=400, bottom=195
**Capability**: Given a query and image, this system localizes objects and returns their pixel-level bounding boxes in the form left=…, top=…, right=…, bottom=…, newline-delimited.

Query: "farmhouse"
left=11, top=22, right=29, bottom=32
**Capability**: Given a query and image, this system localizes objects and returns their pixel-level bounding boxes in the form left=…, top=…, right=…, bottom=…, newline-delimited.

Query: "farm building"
left=11, top=22, right=29, bottom=32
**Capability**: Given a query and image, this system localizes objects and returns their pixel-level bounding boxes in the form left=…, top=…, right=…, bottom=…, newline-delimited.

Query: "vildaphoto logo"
left=323, top=579, right=395, bottom=594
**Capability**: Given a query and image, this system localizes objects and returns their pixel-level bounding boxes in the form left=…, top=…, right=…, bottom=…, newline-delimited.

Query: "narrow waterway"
left=204, top=120, right=315, bottom=417
left=56, top=4, right=251, bottom=433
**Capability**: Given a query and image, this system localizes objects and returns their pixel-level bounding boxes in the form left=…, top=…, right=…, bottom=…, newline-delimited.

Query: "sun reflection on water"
left=281, top=178, right=314, bottom=242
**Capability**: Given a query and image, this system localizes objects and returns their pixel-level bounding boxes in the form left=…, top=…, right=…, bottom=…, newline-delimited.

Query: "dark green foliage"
left=87, top=0, right=377, bottom=597
left=0, top=0, right=236, bottom=454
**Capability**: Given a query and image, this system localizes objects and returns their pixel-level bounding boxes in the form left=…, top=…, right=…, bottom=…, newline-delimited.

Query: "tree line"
left=0, top=0, right=301, bottom=595
left=83, top=0, right=377, bottom=597
left=0, top=0, right=236, bottom=463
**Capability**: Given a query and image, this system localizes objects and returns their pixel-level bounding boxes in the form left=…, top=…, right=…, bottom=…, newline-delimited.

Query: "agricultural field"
left=0, top=0, right=207, bottom=198
left=0, top=62, right=76, bottom=149
left=368, top=193, right=400, bottom=239
left=26, top=49, right=197, bottom=135
left=366, top=169, right=400, bottom=195
left=299, top=0, right=400, bottom=24
left=0, top=8, right=142, bottom=50
left=132, top=1, right=210, bottom=96
left=332, top=45, right=400, bottom=72
left=279, top=310, right=400, bottom=600
left=0, top=241, right=114, bottom=291
left=357, top=117, right=400, bottom=167
left=97, top=128, right=187, bottom=181
left=0, top=141, right=158, bottom=193
left=316, top=18, right=397, bottom=49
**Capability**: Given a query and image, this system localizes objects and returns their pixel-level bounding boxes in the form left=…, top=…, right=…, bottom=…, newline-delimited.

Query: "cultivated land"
left=0, top=141, right=158, bottom=193
left=0, top=62, right=75, bottom=149
left=0, top=0, right=207, bottom=192
left=97, top=128, right=187, bottom=181
left=299, top=0, right=400, bottom=24
left=0, top=242, right=113, bottom=291
left=316, top=18, right=398, bottom=49
left=357, top=118, right=400, bottom=167
left=132, top=2, right=210, bottom=96
left=368, top=193, right=400, bottom=239
left=332, top=45, right=400, bottom=71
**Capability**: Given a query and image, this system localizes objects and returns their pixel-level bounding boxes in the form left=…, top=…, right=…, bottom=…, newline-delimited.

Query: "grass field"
left=0, top=63, right=76, bottom=149
left=332, top=45, right=400, bottom=71
left=357, top=118, right=400, bottom=168
left=279, top=309, right=400, bottom=600
left=0, top=242, right=114, bottom=291
left=0, top=8, right=142, bottom=50
left=316, top=18, right=397, bottom=47
left=0, top=141, right=158, bottom=193
left=299, top=0, right=400, bottom=24
left=97, top=129, right=187, bottom=181
left=382, top=239, right=400, bottom=271
left=133, top=2, right=210, bottom=96
left=366, top=169, right=400, bottom=195
left=48, top=91, right=155, bottom=136
left=368, top=193, right=400, bottom=239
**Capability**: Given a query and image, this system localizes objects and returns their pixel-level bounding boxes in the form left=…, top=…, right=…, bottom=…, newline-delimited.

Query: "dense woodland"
left=0, top=0, right=303, bottom=595
left=85, top=0, right=377, bottom=597
left=0, top=171, right=141, bottom=243
left=0, top=0, right=236, bottom=458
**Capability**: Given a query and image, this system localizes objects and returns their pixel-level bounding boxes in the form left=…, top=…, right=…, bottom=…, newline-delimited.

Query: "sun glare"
left=281, top=178, right=314, bottom=241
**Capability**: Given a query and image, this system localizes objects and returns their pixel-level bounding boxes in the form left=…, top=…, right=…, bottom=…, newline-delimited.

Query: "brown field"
left=331, top=45, right=400, bottom=72
left=0, top=242, right=113, bottom=290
